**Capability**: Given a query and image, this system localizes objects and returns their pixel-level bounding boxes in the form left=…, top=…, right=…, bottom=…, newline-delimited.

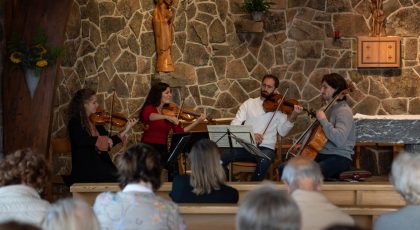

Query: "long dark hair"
left=67, top=88, right=96, bottom=134
left=322, top=73, right=348, bottom=101
left=139, top=82, right=170, bottom=121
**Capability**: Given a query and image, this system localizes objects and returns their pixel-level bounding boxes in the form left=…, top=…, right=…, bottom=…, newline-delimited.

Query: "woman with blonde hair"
left=170, top=139, right=238, bottom=203
left=42, top=198, right=100, bottom=230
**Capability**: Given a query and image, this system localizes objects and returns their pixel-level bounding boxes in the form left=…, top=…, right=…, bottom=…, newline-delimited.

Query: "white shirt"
left=122, top=183, right=153, bottom=193
left=231, top=97, right=294, bottom=150
left=0, top=184, right=51, bottom=226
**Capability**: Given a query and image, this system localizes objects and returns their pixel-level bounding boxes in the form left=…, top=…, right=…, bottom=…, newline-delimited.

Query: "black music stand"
left=167, top=132, right=210, bottom=174
left=229, top=133, right=271, bottom=160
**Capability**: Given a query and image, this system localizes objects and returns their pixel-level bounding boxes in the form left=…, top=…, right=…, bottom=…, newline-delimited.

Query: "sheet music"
left=230, top=134, right=271, bottom=160
left=207, top=125, right=255, bottom=148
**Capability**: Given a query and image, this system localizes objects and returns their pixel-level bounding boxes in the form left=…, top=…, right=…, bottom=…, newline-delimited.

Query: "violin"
left=161, top=102, right=213, bottom=122
left=263, top=93, right=315, bottom=117
left=90, top=108, right=128, bottom=127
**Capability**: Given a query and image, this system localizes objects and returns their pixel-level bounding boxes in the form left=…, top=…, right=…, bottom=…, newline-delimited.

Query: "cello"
left=286, top=81, right=355, bottom=160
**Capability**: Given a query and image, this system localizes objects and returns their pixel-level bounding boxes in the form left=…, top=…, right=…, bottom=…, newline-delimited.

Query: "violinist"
left=221, top=74, right=303, bottom=181
left=67, top=88, right=137, bottom=184
left=311, top=73, right=355, bottom=179
left=139, top=82, right=206, bottom=181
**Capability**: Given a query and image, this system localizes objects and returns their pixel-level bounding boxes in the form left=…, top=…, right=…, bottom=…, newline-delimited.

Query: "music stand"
left=167, top=134, right=191, bottom=164
left=229, top=133, right=271, bottom=160
left=167, top=132, right=210, bottom=174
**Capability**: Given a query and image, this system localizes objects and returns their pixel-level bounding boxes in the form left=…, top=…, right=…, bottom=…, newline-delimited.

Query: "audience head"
left=0, top=148, right=50, bottom=192
left=42, top=198, right=100, bottom=230
left=390, top=151, right=420, bottom=205
left=116, top=143, right=161, bottom=190
left=236, top=183, right=301, bottom=230
left=324, top=224, right=364, bottom=230
left=0, top=221, right=41, bottom=230
left=189, top=139, right=226, bottom=195
left=281, top=156, right=323, bottom=193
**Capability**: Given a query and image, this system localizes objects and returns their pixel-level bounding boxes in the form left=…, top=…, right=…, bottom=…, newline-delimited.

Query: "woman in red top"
left=139, top=82, right=205, bottom=179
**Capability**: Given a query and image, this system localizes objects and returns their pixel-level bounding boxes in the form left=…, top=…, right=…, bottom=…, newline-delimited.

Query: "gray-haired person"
left=374, top=152, right=420, bottom=230
left=236, top=183, right=301, bottom=230
left=281, top=157, right=354, bottom=230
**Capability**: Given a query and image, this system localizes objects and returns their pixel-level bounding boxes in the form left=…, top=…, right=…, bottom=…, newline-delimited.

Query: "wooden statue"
left=153, top=0, right=175, bottom=72
left=369, top=0, right=386, bottom=37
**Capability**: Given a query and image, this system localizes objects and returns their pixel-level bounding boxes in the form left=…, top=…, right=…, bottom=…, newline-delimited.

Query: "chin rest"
left=339, top=169, right=372, bottom=181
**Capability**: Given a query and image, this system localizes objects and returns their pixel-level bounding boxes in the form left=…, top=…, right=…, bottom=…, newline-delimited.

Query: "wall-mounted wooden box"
left=357, top=36, right=400, bottom=68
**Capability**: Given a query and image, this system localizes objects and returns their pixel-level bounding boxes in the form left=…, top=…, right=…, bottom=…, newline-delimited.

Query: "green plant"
left=8, top=28, right=63, bottom=71
left=241, top=0, right=273, bottom=13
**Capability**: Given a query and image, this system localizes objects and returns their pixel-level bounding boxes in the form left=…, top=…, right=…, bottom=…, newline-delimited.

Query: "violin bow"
left=108, top=89, right=116, bottom=137
left=177, top=100, right=185, bottom=120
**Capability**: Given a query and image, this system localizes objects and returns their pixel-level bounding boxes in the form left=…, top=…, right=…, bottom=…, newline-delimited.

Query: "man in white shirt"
left=281, top=156, right=354, bottom=230
left=221, top=74, right=302, bottom=181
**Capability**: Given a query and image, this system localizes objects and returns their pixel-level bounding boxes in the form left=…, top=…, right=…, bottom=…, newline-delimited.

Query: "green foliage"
left=241, top=0, right=273, bottom=13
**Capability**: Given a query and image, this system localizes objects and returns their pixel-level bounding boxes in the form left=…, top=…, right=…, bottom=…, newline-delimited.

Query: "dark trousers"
left=221, top=147, right=275, bottom=181
left=142, top=142, right=178, bottom=182
left=278, top=153, right=352, bottom=180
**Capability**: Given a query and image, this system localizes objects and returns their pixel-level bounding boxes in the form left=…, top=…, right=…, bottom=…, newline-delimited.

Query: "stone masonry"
left=52, top=0, right=420, bottom=144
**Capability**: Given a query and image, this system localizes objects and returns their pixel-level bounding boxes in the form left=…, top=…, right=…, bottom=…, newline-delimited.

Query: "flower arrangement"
left=8, top=28, right=62, bottom=71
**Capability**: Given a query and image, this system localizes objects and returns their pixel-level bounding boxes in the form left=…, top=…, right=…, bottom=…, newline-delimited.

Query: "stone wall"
left=52, top=0, right=420, bottom=142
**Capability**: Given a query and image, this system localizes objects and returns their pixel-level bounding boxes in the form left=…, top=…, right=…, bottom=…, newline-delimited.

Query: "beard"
left=261, top=90, right=273, bottom=99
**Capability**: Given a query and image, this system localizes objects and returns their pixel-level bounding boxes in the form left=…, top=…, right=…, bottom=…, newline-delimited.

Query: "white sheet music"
left=207, top=125, right=255, bottom=148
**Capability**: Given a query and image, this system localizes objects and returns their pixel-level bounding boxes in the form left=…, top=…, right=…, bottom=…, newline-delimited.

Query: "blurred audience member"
left=282, top=157, right=354, bottom=230
left=0, top=220, right=40, bottom=230
left=324, top=224, right=364, bottom=230
left=42, top=198, right=100, bottom=230
left=236, top=183, right=301, bottom=230
left=170, top=139, right=238, bottom=203
left=93, top=143, right=184, bottom=230
left=0, top=149, right=50, bottom=226
left=374, top=152, right=420, bottom=230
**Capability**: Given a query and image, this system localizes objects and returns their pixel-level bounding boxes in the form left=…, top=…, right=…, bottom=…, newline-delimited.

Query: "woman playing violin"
left=139, top=82, right=206, bottom=180
left=67, top=88, right=137, bottom=184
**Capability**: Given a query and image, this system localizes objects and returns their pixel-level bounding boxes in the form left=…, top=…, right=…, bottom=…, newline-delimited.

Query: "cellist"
left=280, top=73, right=355, bottom=180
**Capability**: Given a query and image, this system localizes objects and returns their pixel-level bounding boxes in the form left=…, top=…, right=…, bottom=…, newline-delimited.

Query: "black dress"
left=68, top=117, right=121, bottom=184
left=170, top=175, right=239, bottom=203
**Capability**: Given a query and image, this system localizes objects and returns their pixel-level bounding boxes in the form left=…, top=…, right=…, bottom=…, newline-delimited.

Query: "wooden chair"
left=229, top=161, right=256, bottom=181
left=49, top=138, right=72, bottom=198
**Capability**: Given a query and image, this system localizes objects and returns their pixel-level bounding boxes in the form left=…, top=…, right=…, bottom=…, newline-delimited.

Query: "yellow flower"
left=10, top=52, right=22, bottom=64
left=35, top=44, right=47, bottom=55
left=36, top=59, right=48, bottom=68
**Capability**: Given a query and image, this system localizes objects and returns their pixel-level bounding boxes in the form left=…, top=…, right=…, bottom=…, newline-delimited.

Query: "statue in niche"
left=153, top=0, right=175, bottom=72
left=369, top=0, right=386, bottom=37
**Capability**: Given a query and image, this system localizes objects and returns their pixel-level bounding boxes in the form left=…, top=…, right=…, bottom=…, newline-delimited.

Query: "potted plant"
left=241, top=0, right=273, bottom=21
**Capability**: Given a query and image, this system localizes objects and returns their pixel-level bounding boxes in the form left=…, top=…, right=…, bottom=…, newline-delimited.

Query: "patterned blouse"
left=93, top=184, right=185, bottom=230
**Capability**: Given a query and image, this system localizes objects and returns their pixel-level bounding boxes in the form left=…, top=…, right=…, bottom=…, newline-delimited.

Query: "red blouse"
left=140, top=105, right=184, bottom=145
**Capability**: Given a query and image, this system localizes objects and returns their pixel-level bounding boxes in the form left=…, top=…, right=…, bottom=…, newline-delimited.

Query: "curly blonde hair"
left=0, top=148, right=50, bottom=191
